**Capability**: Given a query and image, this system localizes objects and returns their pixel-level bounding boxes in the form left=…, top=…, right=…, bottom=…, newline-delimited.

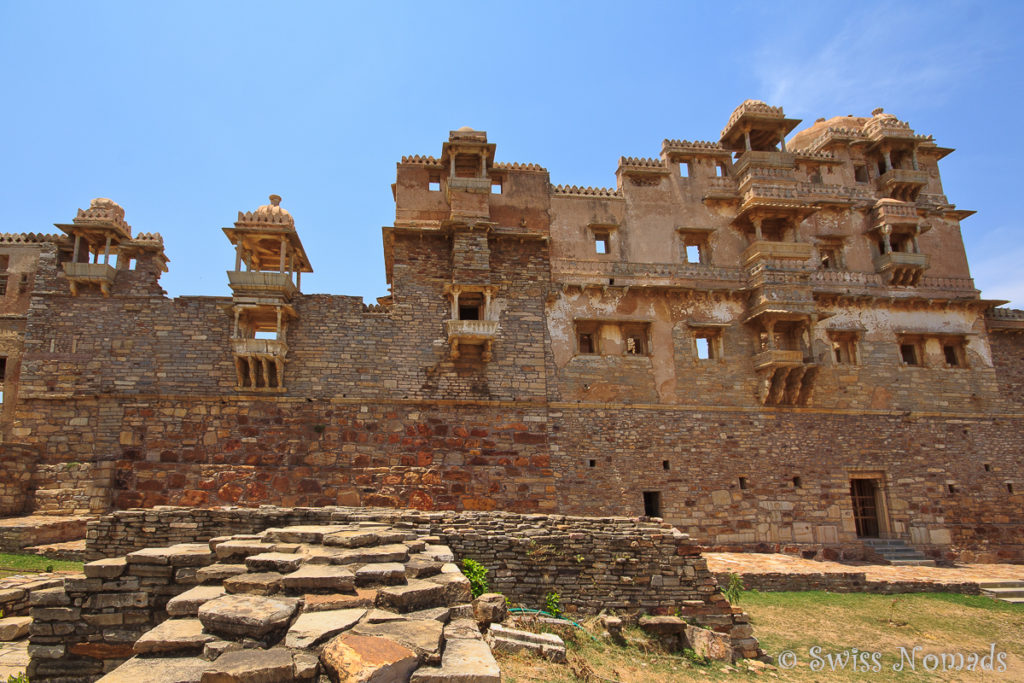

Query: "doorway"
left=850, top=478, right=881, bottom=538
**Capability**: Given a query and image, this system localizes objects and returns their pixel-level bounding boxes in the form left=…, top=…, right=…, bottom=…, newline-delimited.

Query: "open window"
left=621, top=323, right=650, bottom=356
left=576, top=321, right=600, bottom=355
left=642, top=491, right=662, bottom=517
left=898, top=336, right=923, bottom=366
left=828, top=331, right=859, bottom=365
left=428, top=171, right=441, bottom=192
left=940, top=337, right=967, bottom=368
left=678, top=227, right=713, bottom=265
left=458, top=292, right=483, bottom=321
left=817, top=239, right=845, bottom=270
left=690, top=323, right=726, bottom=361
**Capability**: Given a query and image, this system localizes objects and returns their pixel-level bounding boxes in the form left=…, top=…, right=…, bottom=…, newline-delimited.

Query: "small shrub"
left=460, top=558, right=489, bottom=598
left=7, top=673, right=29, bottom=683
left=723, top=572, right=744, bottom=605
left=544, top=590, right=561, bottom=617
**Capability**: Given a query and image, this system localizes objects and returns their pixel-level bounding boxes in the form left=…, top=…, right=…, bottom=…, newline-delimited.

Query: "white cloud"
left=752, top=5, right=1001, bottom=119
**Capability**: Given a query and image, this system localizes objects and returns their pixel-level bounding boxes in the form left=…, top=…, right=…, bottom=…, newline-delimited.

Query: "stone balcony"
left=231, top=338, right=288, bottom=358
left=874, top=252, right=929, bottom=286
left=447, top=177, right=492, bottom=193
left=227, top=270, right=298, bottom=300
left=63, top=262, right=117, bottom=296
left=753, top=349, right=805, bottom=371
left=742, top=240, right=814, bottom=268
left=733, top=150, right=795, bottom=179
left=877, top=169, right=928, bottom=202
left=753, top=350, right=817, bottom=407
left=446, top=319, right=498, bottom=361
left=871, top=200, right=919, bottom=226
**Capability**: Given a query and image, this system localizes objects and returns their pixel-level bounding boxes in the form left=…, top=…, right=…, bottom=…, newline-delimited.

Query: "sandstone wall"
left=0, top=444, right=36, bottom=516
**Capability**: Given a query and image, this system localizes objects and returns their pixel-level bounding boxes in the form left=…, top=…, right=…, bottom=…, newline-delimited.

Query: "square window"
left=491, top=180, right=502, bottom=195
left=594, top=233, right=609, bottom=255
left=819, top=247, right=840, bottom=270
left=588, top=459, right=596, bottom=468
left=829, top=334, right=858, bottom=365
left=429, top=181, right=440, bottom=192
left=793, top=476, right=803, bottom=488
left=854, top=165, right=868, bottom=183
left=685, top=244, right=702, bottom=263
left=621, top=324, right=650, bottom=356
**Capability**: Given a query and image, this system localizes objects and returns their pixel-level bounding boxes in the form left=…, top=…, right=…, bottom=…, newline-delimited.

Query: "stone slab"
left=223, top=572, right=282, bottom=596
left=97, top=655, right=212, bottom=683
left=284, top=608, right=365, bottom=649
left=352, top=619, right=443, bottom=664
left=197, top=594, right=299, bottom=639
left=200, top=647, right=294, bottom=683
left=168, top=585, right=227, bottom=617
left=135, top=618, right=218, bottom=655
left=281, top=564, right=355, bottom=594
left=377, top=579, right=446, bottom=613
left=320, top=633, right=418, bottom=683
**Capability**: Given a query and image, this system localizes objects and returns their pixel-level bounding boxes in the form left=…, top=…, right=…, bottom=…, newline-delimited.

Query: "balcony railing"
left=63, top=262, right=117, bottom=296
left=227, top=270, right=297, bottom=298
left=877, top=169, right=928, bottom=201
left=231, top=338, right=288, bottom=357
left=742, top=240, right=814, bottom=267
left=447, top=177, right=492, bottom=192
left=753, top=349, right=805, bottom=370
left=874, top=252, right=929, bottom=286
left=446, top=319, right=498, bottom=341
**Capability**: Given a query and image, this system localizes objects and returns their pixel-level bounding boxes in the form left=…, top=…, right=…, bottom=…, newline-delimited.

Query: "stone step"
left=977, top=581, right=1024, bottom=589
left=889, top=559, right=936, bottom=567
left=981, top=587, right=1024, bottom=598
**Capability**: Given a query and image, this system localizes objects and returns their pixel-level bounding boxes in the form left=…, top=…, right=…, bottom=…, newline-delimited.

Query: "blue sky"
left=2, top=1, right=1023, bottom=306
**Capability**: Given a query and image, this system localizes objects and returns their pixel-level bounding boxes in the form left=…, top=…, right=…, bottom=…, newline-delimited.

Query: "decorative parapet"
left=872, top=200, right=919, bottom=226
left=863, top=110, right=916, bottom=141
left=617, top=157, right=669, bottom=181
left=492, top=161, right=547, bottom=172
left=551, top=185, right=622, bottom=198
left=722, top=100, right=786, bottom=138
left=234, top=195, right=295, bottom=228
left=400, top=155, right=441, bottom=165
left=0, top=233, right=65, bottom=244
left=987, top=307, right=1024, bottom=321
left=661, top=139, right=730, bottom=158
left=753, top=349, right=805, bottom=370
left=703, top=176, right=738, bottom=200
left=72, top=198, right=132, bottom=236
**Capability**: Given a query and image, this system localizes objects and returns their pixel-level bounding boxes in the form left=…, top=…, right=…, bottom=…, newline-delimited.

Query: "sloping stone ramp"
left=95, top=523, right=502, bottom=682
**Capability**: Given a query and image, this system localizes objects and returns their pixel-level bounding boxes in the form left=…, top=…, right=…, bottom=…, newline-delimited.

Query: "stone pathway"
left=706, top=552, right=1024, bottom=592
left=0, top=639, right=28, bottom=679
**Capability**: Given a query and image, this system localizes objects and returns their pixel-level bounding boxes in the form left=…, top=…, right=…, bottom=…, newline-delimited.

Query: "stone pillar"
left=880, top=225, right=893, bottom=254
left=752, top=217, right=763, bottom=242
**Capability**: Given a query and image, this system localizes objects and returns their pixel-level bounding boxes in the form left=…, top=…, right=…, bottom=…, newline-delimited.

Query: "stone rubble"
left=26, top=513, right=765, bottom=681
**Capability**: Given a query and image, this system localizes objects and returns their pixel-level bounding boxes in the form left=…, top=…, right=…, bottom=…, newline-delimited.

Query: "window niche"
left=573, top=320, right=651, bottom=358
left=677, top=227, right=714, bottom=266
left=941, top=338, right=968, bottom=368
left=689, top=322, right=726, bottom=361
left=817, top=239, right=845, bottom=270
left=897, top=336, right=923, bottom=367
left=589, top=223, right=617, bottom=257
left=828, top=330, right=860, bottom=365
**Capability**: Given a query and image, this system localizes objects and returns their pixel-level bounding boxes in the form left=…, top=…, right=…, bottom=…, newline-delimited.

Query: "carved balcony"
left=231, top=338, right=288, bottom=391
left=874, top=252, right=929, bottom=287
left=733, top=150, right=796, bottom=179
left=63, top=262, right=117, bottom=296
left=753, top=350, right=816, bottom=407
left=445, top=319, right=498, bottom=361
left=753, top=349, right=805, bottom=371
left=227, top=270, right=297, bottom=300
left=742, top=240, right=814, bottom=268
left=876, top=169, right=928, bottom=202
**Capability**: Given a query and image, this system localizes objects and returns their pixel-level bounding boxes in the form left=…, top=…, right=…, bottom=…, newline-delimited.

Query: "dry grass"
left=496, top=592, right=1024, bottom=682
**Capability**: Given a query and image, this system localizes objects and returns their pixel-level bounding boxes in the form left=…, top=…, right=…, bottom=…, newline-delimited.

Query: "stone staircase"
left=862, top=538, right=936, bottom=566
left=978, top=581, right=1024, bottom=604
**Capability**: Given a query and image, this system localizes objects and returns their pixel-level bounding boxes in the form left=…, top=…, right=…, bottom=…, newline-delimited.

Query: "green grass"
left=496, top=592, right=1024, bottom=681
left=0, top=552, right=83, bottom=578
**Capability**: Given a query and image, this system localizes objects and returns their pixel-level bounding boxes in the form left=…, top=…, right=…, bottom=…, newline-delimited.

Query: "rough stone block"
left=134, top=618, right=217, bottom=655
left=284, top=608, right=365, bottom=649
left=320, top=634, right=418, bottom=683
left=198, top=594, right=299, bottom=640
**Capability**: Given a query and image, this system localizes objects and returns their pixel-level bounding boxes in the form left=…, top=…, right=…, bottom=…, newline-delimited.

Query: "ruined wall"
left=0, top=444, right=36, bottom=516
left=989, top=331, right=1024, bottom=406
left=35, top=508, right=749, bottom=682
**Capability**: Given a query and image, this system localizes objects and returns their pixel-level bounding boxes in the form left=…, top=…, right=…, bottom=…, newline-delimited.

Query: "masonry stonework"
left=1, top=101, right=1022, bottom=562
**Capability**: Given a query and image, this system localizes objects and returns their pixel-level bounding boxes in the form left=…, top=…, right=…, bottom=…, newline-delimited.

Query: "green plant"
left=313, top=424, right=326, bottom=433
left=680, top=647, right=711, bottom=666
left=723, top=572, right=744, bottom=605
left=45, top=564, right=54, bottom=573
left=544, top=590, right=561, bottom=617
left=460, top=558, right=489, bottom=598
left=7, top=673, right=29, bottom=683
left=574, top=554, right=585, bottom=563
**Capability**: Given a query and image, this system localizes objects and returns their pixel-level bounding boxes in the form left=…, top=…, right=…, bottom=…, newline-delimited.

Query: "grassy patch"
left=0, top=553, right=83, bottom=578
left=495, top=592, right=1024, bottom=681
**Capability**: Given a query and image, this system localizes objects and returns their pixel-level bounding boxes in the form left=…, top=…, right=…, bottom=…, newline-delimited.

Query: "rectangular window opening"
left=793, top=476, right=802, bottom=488
left=854, top=165, right=868, bottom=183
left=578, top=333, right=595, bottom=355
left=588, top=459, right=596, bottom=468
left=253, top=330, right=277, bottom=340
left=680, top=162, right=690, bottom=178
left=0, top=356, right=6, bottom=381
left=900, top=343, right=920, bottom=366
left=715, top=162, right=727, bottom=177
left=685, top=244, right=702, bottom=263
left=739, top=476, right=748, bottom=490
left=491, top=180, right=502, bottom=195
left=594, top=233, right=609, bottom=255
left=642, top=491, right=662, bottom=518
left=662, top=460, right=670, bottom=471
left=621, top=324, right=650, bottom=356
left=1008, top=483, right=1015, bottom=494
left=984, top=463, right=991, bottom=472
left=0, top=255, right=9, bottom=272
left=695, top=336, right=712, bottom=360
left=943, top=344, right=964, bottom=367
left=947, top=483, right=957, bottom=494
